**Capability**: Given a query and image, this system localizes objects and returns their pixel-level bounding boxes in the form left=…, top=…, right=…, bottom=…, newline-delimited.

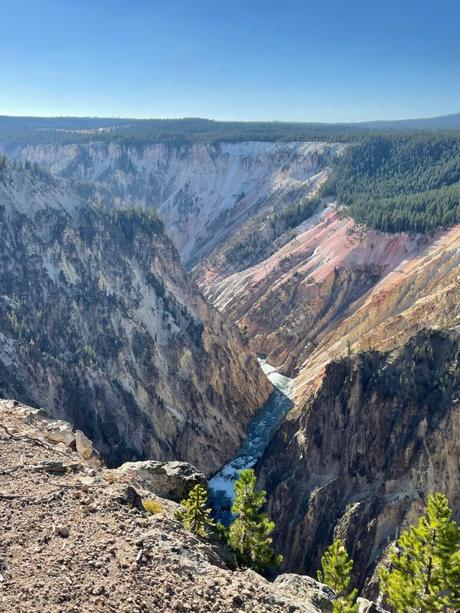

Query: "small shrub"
left=143, top=498, right=163, bottom=515
left=175, top=484, right=215, bottom=537
left=318, top=538, right=358, bottom=613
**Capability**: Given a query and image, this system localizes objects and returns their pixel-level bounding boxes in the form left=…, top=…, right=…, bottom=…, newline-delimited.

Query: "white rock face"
left=7, top=141, right=343, bottom=264
left=274, top=574, right=335, bottom=612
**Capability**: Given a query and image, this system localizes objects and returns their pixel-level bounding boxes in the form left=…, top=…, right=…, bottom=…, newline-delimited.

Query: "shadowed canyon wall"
left=0, top=162, right=271, bottom=472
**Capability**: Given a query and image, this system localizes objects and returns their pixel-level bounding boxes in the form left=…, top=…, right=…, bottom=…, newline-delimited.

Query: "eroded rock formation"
left=0, top=162, right=271, bottom=473
left=198, top=207, right=426, bottom=376
left=293, top=220, right=460, bottom=402
left=3, top=141, right=342, bottom=266
left=257, top=329, right=460, bottom=590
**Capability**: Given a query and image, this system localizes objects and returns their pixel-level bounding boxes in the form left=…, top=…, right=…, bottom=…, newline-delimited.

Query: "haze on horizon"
left=1, top=0, right=459, bottom=123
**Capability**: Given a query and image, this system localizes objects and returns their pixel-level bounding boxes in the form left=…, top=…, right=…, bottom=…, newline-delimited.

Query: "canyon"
left=0, top=160, right=271, bottom=474
left=193, top=157, right=460, bottom=588
left=1, top=130, right=459, bottom=601
left=2, top=140, right=343, bottom=266
left=258, top=329, right=460, bottom=593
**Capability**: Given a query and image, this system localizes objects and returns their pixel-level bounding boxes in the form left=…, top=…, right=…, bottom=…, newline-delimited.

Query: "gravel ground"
left=0, top=400, right=315, bottom=613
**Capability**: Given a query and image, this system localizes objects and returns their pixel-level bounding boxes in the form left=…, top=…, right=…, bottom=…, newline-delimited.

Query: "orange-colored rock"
left=294, top=221, right=460, bottom=403
left=201, top=208, right=426, bottom=376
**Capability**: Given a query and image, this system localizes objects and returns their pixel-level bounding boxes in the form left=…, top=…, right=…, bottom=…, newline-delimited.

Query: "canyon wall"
left=198, top=207, right=428, bottom=376
left=257, top=329, right=460, bottom=591
left=194, top=163, right=460, bottom=588
left=3, top=141, right=342, bottom=266
left=0, top=162, right=271, bottom=473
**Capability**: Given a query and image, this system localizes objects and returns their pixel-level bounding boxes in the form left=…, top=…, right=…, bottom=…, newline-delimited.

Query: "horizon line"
left=1, top=111, right=460, bottom=126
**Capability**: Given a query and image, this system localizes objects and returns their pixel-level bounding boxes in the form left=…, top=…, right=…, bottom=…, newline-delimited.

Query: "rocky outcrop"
left=257, top=329, right=460, bottom=590
left=0, top=161, right=271, bottom=473
left=114, top=460, right=206, bottom=502
left=3, top=141, right=342, bottom=266
left=0, top=397, right=353, bottom=612
left=273, top=575, right=335, bottom=612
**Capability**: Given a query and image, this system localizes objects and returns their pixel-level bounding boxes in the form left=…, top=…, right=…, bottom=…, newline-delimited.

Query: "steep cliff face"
left=257, top=330, right=460, bottom=589
left=4, top=141, right=342, bottom=266
left=293, top=220, right=460, bottom=402
left=0, top=162, right=271, bottom=473
left=198, top=208, right=425, bottom=375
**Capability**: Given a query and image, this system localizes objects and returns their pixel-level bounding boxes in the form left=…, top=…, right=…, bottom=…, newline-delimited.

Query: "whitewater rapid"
left=208, top=359, right=293, bottom=518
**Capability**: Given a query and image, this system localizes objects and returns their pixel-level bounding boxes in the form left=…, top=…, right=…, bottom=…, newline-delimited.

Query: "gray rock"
left=43, top=420, right=76, bottom=447
left=117, top=485, right=145, bottom=511
left=75, top=429, right=94, bottom=459
left=32, top=460, right=78, bottom=475
left=357, top=597, right=389, bottom=612
left=274, top=573, right=336, bottom=612
left=115, top=460, right=206, bottom=502
left=54, top=525, right=69, bottom=538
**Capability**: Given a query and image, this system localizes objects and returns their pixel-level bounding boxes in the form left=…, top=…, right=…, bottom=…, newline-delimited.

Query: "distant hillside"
left=1, top=113, right=459, bottom=150
left=358, top=112, right=460, bottom=130
left=0, top=116, right=132, bottom=131
left=0, top=116, right=369, bottom=148
left=2, top=116, right=460, bottom=241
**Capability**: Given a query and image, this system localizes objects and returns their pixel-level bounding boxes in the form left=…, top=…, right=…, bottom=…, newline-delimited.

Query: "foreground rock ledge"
left=0, top=398, right=345, bottom=612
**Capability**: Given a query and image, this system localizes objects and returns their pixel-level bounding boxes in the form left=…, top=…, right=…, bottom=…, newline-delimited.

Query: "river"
left=208, top=359, right=294, bottom=521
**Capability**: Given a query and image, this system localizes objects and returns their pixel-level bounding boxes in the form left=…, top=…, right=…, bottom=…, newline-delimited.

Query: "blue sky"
left=1, top=0, right=459, bottom=122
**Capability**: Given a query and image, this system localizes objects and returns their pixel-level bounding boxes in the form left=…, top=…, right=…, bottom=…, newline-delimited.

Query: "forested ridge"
left=0, top=116, right=375, bottom=148
left=2, top=117, right=460, bottom=235
left=223, top=133, right=460, bottom=262
left=4, top=116, right=459, bottom=149
left=327, top=134, right=460, bottom=233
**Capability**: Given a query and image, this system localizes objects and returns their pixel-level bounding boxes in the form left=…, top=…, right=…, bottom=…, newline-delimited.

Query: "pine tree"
left=318, top=539, right=358, bottom=613
left=379, top=493, right=460, bottom=612
left=174, top=484, right=215, bottom=538
left=228, top=468, right=282, bottom=572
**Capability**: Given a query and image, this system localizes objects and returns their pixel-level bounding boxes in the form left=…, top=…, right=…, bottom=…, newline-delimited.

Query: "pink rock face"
left=261, top=210, right=416, bottom=282
left=294, top=221, right=460, bottom=403
left=200, top=207, right=426, bottom=376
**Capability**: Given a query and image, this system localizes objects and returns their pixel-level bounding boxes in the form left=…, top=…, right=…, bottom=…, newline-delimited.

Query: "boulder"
left=357, top=597, right=389, bottom=612
left=115, top=460, right=206, bottom=502
left=43, top=420, right=76, bottom=447
left=53, top=525, right=70, bottom=538
left=273, top=573, right=336, bottom=612
left=75, top=429, right=93, bottom=459
left=116, top=485, right=145, bottom=511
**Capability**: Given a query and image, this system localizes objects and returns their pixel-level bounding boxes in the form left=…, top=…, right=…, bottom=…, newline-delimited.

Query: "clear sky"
left=1, top=0, right=459, bottom=122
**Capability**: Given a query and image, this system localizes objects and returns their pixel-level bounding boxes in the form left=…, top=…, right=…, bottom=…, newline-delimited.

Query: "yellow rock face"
left=294, top=222, right=460, bottom=405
